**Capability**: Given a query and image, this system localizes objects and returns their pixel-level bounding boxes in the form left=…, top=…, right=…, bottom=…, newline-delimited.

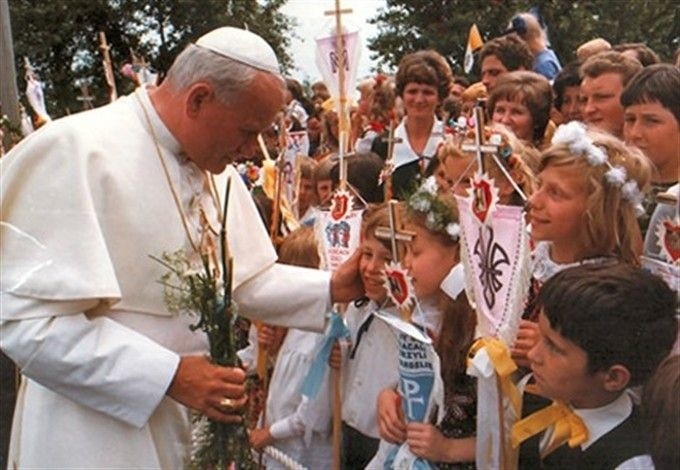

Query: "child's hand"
left=257, top=324, right=286, bottom=355
left=249, top=427, right=273, bottom=450
left=406, top=422, right=449, bottom=462
left=512, top=320, right=540, bottom=368
left=257, top=324, right=277, bottom=352
left=377, top=388, right=406, bottom=444
left=328, top=340, right=348, bottom=369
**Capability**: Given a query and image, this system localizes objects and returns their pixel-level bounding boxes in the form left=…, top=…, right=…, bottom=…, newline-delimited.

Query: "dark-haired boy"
left=515, top=263, right=677, bottom=469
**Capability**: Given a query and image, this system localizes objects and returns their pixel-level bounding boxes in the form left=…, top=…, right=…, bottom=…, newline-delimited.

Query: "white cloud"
left=280, top=0, right=386, bottom=83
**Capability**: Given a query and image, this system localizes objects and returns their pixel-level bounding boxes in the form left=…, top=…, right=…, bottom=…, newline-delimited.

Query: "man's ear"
left=601, top=364, right=631, bottom=392
left=185, top=83, right=214, bottom=118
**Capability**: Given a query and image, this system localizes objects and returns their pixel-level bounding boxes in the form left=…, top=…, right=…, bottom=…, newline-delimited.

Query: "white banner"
left=315, top=27, right=361, bottom=103
left=455, top=194, right=530, bottom=345
left=314, top=195, right=363, bottom=272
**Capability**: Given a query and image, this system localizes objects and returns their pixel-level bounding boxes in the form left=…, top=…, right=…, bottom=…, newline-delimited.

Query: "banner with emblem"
left=374, top=312, right=443, bottom=470
left=314, top=26, right=361, bottom=107
left=455, top=179, right=530, bottom=345
left=315, top=189, right=362, bottom=272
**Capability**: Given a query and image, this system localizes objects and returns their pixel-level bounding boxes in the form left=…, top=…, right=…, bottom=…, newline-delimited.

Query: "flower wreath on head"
left=551, top=121, right=645, bottom=216
left=407, top=176, right=461, bottom=241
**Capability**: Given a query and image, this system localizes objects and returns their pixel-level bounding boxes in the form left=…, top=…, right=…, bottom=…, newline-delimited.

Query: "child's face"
left=528, top=312, right=609, bottom=408
left=528, top=164, right=589, bottom=262
left=404, top=225, right=458, bottom=298
left=298, top=177, right=316, bottom=213
left=359, top=234, right=391, bottom=302
left=624, top=101, right=680, bottom=180
left=316, top=179, right=333, bottom=204
left=492, top=98, right=534, bottom=142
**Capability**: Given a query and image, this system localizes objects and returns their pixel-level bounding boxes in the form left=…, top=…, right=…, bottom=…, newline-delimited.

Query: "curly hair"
left=395, top=50, right=453, bottom=102
left=479, top=35, right=535, bottom=72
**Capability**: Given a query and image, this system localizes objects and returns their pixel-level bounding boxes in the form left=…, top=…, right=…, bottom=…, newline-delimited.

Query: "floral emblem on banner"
left=467, top=173, right=499, bottom=225
left=656, top=216, right=680, bottom=264
left=382, top=261, right=415, bottom=310
left=330, top=189, right=353, bottom=221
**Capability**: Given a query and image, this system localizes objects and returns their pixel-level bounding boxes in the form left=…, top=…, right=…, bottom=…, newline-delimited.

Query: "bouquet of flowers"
left=152, top=179, right=255, bottom=469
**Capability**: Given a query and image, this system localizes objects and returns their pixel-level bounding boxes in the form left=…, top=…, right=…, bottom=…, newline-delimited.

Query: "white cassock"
left=0, top=87, right=331, bottom=469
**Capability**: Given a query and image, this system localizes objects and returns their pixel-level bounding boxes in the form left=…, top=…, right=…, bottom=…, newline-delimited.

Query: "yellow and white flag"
left=463, top=24, right=484, bottom=74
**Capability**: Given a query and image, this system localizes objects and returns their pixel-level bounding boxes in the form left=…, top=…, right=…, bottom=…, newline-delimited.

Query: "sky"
left=280, top=0, right=387, bottom=83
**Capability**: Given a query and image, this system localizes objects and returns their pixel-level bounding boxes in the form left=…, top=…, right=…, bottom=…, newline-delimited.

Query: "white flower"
left=426, top=211, right=438, bottom=230
left=446, top=222, right=461, bottom=240
left=621, top=180, right=643, bottom=206
left=585, top=144, right=607, bottom=165
left=409, top=194, right=431, bottom=212
left=604, top=165, right=627, bottom=186
left=422, top=176, right=439, bottom=195
left=552, top=121, right=586, bottom=145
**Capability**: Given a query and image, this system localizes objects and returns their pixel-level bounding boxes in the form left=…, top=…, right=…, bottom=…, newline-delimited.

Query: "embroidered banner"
left=315, top=27, right=361, bottom=105
left=455, top=194, right=530, bottom=345
left=315, top=200, right=363, bottom=272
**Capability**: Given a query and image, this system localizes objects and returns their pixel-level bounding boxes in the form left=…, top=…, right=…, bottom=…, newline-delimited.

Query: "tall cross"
left=460, top=103, right=528, bottom=202
left=99, top=31, right=117, bottom=102
left=461, top=104, right=497, bottom=175
left=76, top=82, right=94, bottom=110
left=324, top=0, right=353, bottom=187
left=380, top=122, right=403, bottom=201
left=375, top=200, right=416, bottom=321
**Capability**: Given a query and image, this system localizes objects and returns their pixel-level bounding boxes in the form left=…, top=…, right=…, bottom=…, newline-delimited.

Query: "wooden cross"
left=460, top=103, right=528, bottom=202
left=324, top=0, right=353, bottom=189
left=381, top=122, right=403, bottom=201
left=99, top=31, right=118, bottom=102
left=374, top=200, right=416, bottom=321
left=76, top=82, right=95, bottom=110
left=461, top=104, right=498, bottom=174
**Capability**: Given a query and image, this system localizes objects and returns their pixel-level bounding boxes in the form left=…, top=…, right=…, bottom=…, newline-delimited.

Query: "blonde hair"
left=278, top=226, right=320, bottom=269
left=539, top=129, right=651, bottom=264
left=576, top=38, right=612, bottom=63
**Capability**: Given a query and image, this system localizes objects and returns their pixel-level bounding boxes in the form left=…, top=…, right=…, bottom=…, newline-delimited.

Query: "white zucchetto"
left=195, top=27, right=281, bottom=75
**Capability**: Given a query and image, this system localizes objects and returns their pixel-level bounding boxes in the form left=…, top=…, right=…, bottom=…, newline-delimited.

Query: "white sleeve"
left=269, top=402, right=307, bottom=440
left=0, top=296, right=179, bottom=428
left=235, top=263, right=330, bottom=332
left=615, top=454, right=654, bottom=469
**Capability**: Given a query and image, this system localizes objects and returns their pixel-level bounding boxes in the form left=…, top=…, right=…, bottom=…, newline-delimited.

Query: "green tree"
left=368, top=0, right=679, bottom=76
left=8, top=0, right=295, bottom=117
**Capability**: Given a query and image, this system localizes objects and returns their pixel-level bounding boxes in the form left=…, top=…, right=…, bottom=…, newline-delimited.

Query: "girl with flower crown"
left=373, top=181, right=478, bottom=469
left=512, top=121, right=652, bottom=365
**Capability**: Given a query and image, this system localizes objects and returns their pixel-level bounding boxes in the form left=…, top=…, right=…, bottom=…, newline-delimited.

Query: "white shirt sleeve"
left=0, top=296, right=179, bottom=428
left=235, top=263, right=330, bottom=332
left=615, top=454, right=654, bottom=469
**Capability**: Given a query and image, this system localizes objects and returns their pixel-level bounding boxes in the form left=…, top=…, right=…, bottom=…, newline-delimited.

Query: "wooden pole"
left=99, top=31, right=118, bottom=102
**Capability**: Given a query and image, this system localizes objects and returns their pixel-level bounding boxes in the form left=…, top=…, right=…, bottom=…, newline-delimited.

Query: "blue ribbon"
left=384, top=443, right=436, bottom=470
left=300, top=311, right=350, bottom=399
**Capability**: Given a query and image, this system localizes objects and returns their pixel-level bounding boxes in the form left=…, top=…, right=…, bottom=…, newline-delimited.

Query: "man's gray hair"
left=165, top=44, right=260, bottom=103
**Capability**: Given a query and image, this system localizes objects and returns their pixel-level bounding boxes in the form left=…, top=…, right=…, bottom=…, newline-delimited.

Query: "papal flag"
left=463, top=24, right=484, bottom=74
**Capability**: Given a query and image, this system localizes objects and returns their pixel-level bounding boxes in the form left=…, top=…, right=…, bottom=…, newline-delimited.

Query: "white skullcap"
left=195, top=27, right=281, bottom=75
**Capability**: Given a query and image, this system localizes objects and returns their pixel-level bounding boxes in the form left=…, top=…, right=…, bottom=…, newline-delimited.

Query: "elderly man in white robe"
left=0, top=27, right=362, bottom=469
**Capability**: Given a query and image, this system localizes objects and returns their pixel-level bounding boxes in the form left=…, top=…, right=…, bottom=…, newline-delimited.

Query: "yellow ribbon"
left=511, top=400, right=589, bottom=457
left=468, top=337, right=522, bottom=414
left=261, top=160, right=300, bottom=231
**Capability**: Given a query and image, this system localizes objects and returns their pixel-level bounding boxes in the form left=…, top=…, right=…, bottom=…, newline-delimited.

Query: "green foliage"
left=8, top=0, right=295, bottom=117
left=368, top=0, right=679, bottom=76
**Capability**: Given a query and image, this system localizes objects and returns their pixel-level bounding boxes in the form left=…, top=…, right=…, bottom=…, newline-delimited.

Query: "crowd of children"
left=231, top=11, right=678, bottom=470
